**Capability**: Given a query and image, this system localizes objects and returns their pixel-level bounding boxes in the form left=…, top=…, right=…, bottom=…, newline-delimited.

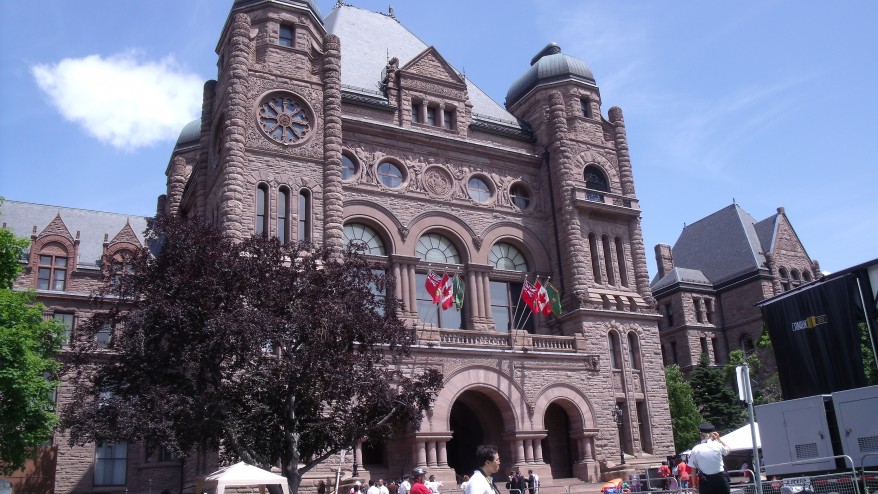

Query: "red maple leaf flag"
left=439, top=273, right=454, bottom=310
left=537, top=281, right=551, bottom=316
left=424, top=270, right=443, bottom=303
left=521, top=280, right=540, bottom=314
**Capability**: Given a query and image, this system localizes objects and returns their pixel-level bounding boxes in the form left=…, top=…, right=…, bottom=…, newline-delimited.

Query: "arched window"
left=298, top=189, right=311, bottom=242
left=627, top=332, right=642, bottom=370
left=416, top=233, right=460, bottom=264
left=278, top=187, right=290, bottom=244
left=588, top=232, right=602, bottom=283
left=584, top=165, right=608, bottom=202
left=37, top=244, right=68, bottom=291
left=615, top=236, right=628, bottom=287
left=602, top=235, right=616, bottom=285
left=791, top=269, right=801, bottom=281
left=803, top=271, right=812, bottom=282
left=489, top=243, right=528, bottom=272
left=416, top=233, right=463, bottom=329
left=778, top=267, right=791, bottom=291
left=343, top=223, right=386, bottom=256
left=608, top=331, right=623, bottom=369
left=489, top=243, right=531, bottom=333
left=256, top=184, right=269, bottom=236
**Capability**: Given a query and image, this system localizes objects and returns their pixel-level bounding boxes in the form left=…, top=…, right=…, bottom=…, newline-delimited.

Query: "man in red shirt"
left=410, top=468, right=431, bottom=494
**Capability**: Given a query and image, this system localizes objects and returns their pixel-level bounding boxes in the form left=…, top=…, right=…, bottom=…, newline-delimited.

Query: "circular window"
left=257, top=93, right=313, bottom=145
left=341, top=154, right=358, bottom=181
left=377, top=162, right=404, bottom=188
left=509, top=183, right=531, bottom=209
left=584, top=165, right=609, bottom=191
left=467, top=176, right=492, bottom=203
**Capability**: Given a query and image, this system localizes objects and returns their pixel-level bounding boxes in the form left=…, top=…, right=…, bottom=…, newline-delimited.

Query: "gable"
left=401, top=47, right=466, bottom=87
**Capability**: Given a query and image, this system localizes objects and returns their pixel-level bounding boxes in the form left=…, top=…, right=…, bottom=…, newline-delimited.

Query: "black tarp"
left=760, top=275, right=867, bottom=400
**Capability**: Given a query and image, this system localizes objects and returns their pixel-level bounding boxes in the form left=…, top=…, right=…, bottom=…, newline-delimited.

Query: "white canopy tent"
left=720, top=422, right=761, bottom=451
left=196, top=462, right=291, bottom=494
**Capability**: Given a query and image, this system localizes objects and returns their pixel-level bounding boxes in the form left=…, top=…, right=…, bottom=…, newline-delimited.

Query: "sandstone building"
left=2, top=0, right=677, bottom=491
left=650, top=203, right=821, bottom=374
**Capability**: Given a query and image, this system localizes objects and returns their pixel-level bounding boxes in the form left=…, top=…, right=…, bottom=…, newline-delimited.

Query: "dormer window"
left=279, top=24, right=294, bottom=47
left=443, top=109, right=455, bottom=129
left=411, top=101, right=422, bottom=123
left=38, top=254, right=67, bottom=291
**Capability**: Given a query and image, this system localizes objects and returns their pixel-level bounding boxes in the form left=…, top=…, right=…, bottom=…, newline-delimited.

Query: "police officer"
left=688, top=423, right=731, bottom=494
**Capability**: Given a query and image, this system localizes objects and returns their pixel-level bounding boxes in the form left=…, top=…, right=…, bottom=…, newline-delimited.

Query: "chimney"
left=655, top=244, right=674, bottom=279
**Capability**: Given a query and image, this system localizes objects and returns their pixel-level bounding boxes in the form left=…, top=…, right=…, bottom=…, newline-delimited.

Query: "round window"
left=341, top=155, right=358, bottom=181
left=377, top=162, right=404, bottom=188
left=509, top=183, right=531, bottom=209
left=257, top=93, right=313, bottom=145
left=467, top=177, right=492, bottom=203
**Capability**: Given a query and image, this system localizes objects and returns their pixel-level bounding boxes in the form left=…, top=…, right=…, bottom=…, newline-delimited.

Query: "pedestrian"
left=465, top=444, right=501, bottom=494
left=426, top=475, right=442, bottom=494
left=527, top=470, right=539, bottom=494
left=410, top=468, right=432, bottom=494
left=380, top=479, right=391, bottom=494
left=389, top=480, right=400, bottom=494
left=687, top=423, right=730, bottom=494
left=399, top=475, right=411, bottom=494
left=511, top=471, right=525, bottom=493
left=658, top=461, right=671, bottom=490
left=351, top=481, right=364, bottom=494
left=460, top=475, right=470, bottom=490
left=677, top=457, right=690, bottom=490
left=368, top=479, right=381, bottom=494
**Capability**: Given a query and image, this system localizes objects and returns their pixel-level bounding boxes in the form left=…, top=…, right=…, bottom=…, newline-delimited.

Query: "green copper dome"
left=506, top=43, right=595, bottom=109
left=174, top=119, right=201, bottom=151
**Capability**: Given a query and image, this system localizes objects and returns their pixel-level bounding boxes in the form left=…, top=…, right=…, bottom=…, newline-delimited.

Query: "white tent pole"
left=335, top=449, right=348, bottom=494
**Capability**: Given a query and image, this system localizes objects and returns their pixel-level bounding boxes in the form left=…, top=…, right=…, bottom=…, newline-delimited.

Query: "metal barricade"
left=529, top=485, right=566, bottom=494
left=860, top=453, right=878, bottom=494
left=758, top=456, right=860, bottom=494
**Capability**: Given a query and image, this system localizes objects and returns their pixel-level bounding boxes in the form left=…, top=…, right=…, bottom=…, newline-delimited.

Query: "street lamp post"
left=612, top=404, right=626, bottom=465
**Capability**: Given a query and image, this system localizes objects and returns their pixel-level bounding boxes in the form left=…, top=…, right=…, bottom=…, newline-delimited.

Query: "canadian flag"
left=536, top=281, right=551, bottom=316
left=438, top=273, right=454, bottom=310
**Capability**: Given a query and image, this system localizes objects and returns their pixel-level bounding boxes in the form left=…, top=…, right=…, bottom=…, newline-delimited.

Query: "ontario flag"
left=424, top=270, right=444, bottom=303
left=521, top=280, right=541, bottom=314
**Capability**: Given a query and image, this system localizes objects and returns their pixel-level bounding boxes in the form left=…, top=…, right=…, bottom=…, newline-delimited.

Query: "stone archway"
left=447, top=390, right=508, bottom=478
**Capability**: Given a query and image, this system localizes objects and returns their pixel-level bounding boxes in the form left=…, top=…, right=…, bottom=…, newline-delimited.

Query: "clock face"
left=257, top=93, right=313, bottom=145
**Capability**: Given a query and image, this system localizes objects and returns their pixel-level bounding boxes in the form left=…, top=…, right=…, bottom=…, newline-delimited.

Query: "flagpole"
left=512, top=277, right=528, bottom=330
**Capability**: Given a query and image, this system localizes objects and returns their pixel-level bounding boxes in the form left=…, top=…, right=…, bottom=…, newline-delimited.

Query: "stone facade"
left=2, top=1, right=676, bottom=492
left=651, top=205, right=820, bottom=374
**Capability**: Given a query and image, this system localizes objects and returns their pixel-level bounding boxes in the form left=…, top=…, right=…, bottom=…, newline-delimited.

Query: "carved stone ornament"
left=422, top=166, right=453, bottom=197
left=256, top=92, right=314, bottom=145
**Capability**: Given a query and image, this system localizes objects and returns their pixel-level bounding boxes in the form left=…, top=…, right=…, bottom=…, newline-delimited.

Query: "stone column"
left=524, top=441, right=534, bottom=463
left=427, top=441, right=437, bottom=466
left=438, top=441, right=448, bottom=467
left=515, top=440, right=526, bottom=464
left=627, top=216, right=654, bottom=307
left=608, top=106, right=636, bottom=197
left=534, top=440, right=544, bottom=463
left=393, top=255, right=420, bottom=317
left=219, top=13, right=253, bottom=240
left=416, top=442, right=427, bottom=467
left=193, top=79, right=216, bottom=219
left=323, top=34, right=344, bottom=254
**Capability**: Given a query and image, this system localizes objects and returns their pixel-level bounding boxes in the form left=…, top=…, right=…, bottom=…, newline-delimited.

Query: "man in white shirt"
left=367, top=480, right=381, bottom=494
left=399, top=475, right=411, bottom=494
left=426, top=475, right=442, bottom=494
left=688, top=423, right=731, bottom=494
left=527, top=470, right=539, bottom=494
left=465, top=444, right=501, bottom=494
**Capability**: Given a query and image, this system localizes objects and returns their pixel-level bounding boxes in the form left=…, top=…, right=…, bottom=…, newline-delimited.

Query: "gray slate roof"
left=657, top=203, right=778, bottom=287
left=324, top=4, right=520, bottom=124
left=0, top=200, right=149, bottom=270
left=651, top=267, right=711, bottom=291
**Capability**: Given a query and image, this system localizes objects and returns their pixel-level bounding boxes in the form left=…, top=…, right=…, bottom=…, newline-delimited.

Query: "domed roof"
left=232, top=0, right=322, bottom=20
left=506, top=43, right=595, bottom=108
left=174, top=119, right=201, bottom=150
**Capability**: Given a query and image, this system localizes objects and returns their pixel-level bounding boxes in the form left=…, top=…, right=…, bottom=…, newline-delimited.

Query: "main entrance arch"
left=447, top=390, right=507, bottom=478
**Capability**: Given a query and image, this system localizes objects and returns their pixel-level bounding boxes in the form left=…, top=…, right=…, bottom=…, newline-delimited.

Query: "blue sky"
left=1, top=0, right=875, bottom=276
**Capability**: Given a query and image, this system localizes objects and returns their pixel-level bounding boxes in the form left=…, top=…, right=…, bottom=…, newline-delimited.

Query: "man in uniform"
left=688, top=423, right=731, bottom=494
left=465, top=445, right=501, bottom=494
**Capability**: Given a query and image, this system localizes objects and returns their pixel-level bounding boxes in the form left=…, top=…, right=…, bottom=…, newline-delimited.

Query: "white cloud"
left=31, top=52, right=203, bottom=151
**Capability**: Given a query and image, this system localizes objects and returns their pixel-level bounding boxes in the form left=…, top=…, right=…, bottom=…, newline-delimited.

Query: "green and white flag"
left=453, top=274, right=465, bottom=311
left=545, top=282, right=562, bottom=317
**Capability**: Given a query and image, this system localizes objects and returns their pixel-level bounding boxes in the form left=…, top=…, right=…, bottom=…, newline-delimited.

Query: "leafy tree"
left=0, top=226, right=63, bottom=474
left=60, top=215, right=442, bottom=493
left=665, top=364, right=703, bottom=452
left=689, top=356, right=744, bottom=433
left=724, top=350, right=780, bottom=406
left=860, top=322, right=878, bottom=385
